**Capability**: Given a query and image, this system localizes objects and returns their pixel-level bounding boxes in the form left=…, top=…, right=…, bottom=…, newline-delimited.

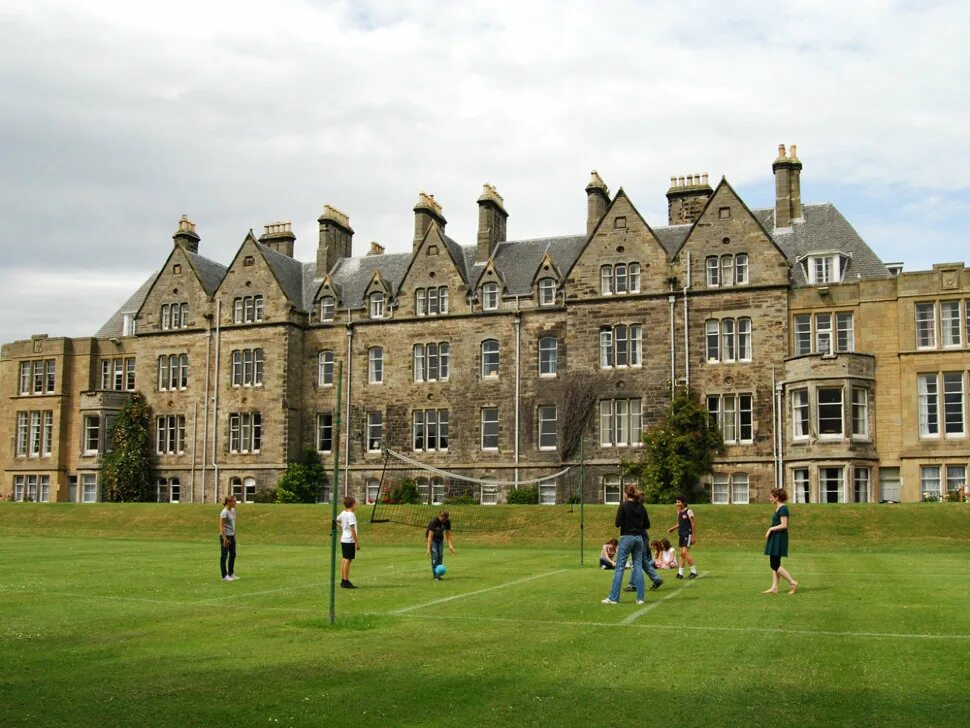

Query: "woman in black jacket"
left=602, top=485, right=648, bottom=605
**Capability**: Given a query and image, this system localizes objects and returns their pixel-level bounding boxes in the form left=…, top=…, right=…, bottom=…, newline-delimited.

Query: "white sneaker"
left=601, top=598, right=618, bottom=605
left=636, top=600, right=645, bottom=605
left=228, top=575, right=239, bottom=580
left=222, top=576, right=232, bottom=582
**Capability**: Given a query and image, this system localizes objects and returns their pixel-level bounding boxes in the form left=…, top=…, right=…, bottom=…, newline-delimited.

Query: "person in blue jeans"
left=625, top=498, right=664, bottom=592
left=425, top=511, right=455, bottom=580
left=602, top=485, right=648, bottom=604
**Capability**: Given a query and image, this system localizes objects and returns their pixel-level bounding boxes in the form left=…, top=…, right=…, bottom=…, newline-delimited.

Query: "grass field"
left=1, top=502, right=969, bottom=727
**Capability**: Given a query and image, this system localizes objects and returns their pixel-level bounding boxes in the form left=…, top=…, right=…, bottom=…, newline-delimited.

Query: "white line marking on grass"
left=396, top=613, right=970, bottom=641
left=620, top=572, right=705, bottom=625
left=390, top=570, right=567, bottom=615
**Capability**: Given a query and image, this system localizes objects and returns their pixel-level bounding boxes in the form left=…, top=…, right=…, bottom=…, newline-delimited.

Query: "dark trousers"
left=220, top=535, right=236, bottom=578
left=430, top=539, right=443, bottom=574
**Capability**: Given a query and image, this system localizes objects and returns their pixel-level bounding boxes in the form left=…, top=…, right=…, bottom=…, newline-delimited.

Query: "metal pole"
left=579, top=435, right=585, bottom=566
left=329, top=361, right=344, bottom=625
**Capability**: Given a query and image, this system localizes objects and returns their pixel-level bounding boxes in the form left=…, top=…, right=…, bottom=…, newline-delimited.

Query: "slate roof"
left=751, top=203, right=890, bottom=285
left=95, top=272, right=159, bottom=339
left=96, top=202, right=890, bottom=331
left=185, top=251, right=227, bottom=296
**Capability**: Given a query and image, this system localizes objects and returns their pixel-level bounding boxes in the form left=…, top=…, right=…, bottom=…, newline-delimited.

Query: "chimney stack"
left=172, top=215, right=200, bottom=254
left=258, top=221, right=296, bottom=258
left=585, top=171, right=610, bottom=238
left=773, top=143, right=803, bottom=229
left=476, top=184, right=508, bottom=262
left=413, top=193, right=447, bottom=251
left=317, top=205, right=354, bottom=276
left=665, top=173, right=713, bottom=225
left=368, top=241, right=385, bottom=256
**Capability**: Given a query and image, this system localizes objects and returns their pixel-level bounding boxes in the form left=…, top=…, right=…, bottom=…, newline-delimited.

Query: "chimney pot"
left=173, top=214, right=201, bottom=253
left=585, top=171, right=611, bottom=238
left=368, top=241, right=385, bottom=256
left=317, top=204, right=354, bottom=274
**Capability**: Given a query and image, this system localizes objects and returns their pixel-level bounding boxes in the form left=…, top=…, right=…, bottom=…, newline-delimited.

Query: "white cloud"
left=1, top=0, right=969, bottom=342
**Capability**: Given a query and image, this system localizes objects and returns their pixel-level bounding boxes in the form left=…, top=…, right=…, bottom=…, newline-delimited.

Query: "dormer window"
left=369, top=292, right=385, bottom=320
left=160, top=303, right=188, bottom=330
left=706, top=255, right=748, bottom=288
left=482, top=282, right=499, bottom=311
left=233, top=295, right=264, bottom=323
left=805, top=254, right=848, bottom=284
left=320, top=296, right=335, bottom=322
left=538, top=278, right=556, bottom=306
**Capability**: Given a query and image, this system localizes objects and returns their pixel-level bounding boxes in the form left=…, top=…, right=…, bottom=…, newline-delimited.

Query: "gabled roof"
left=96, top=271, right=159, bottom=339
left=751, top=203, right=890, bottom=285
left=257, top=242, right=306, bottom=309
left=329, top=252, right=411, bottom=310
left=185, top=251, right=227, bottom=296
left=491, top=235, right=586, bottom=295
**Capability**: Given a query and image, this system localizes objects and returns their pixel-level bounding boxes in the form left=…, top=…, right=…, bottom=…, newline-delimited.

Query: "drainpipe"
left=514, top=302, right=521, bottom=490
left=211, top=300, right=221, bottom=500
left=771, top=367, right=779, bottom=487
left=668, top=291, right=676, bottom=397
left=201, top=317, right=211, bottom=502
left=684, top=252, right=691, bottom=389
left=190, top=400, right=197, bottom=503
left=344, top=309, right=353, bottom=497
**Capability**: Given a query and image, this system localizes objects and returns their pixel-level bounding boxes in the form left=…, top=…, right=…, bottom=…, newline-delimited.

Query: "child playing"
left=335, top=496, right=361, bottom=589
left=666, top=495, right=698, bottom=579
left=426, top=510, right=455, bottom=580
left=599, top=538, right=620, bottom=569
left=657, top=538, right=677, bottom=569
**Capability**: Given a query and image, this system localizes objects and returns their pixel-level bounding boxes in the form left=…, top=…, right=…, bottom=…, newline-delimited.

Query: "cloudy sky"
left=1, top=0, right=968, bottom=344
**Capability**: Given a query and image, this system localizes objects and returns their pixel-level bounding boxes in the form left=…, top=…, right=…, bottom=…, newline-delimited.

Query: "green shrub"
left=276, top=449, right=328, bottom=504
left=506, top=486, right=539, bottom=504
left=444, top=494, right=476, bottom=505
left=253, top=487, right=277, bottom=503
left=382, top=478, right=421, bottom=505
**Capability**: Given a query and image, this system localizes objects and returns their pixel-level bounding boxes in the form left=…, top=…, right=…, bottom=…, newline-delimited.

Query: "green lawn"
left=1, top=503, right=968, bottom=727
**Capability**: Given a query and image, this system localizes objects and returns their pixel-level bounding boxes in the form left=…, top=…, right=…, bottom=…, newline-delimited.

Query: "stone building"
left=3, top=146, right=969, bottom=505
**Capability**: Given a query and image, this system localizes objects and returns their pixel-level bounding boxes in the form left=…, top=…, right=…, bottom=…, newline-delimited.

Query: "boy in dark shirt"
left=425, top=510, right=455, bottom=580
left=666, top=495, right=698, bottom=579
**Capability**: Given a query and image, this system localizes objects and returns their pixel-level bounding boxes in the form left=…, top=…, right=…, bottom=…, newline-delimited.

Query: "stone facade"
left=3, top=146, right=969, bottom=505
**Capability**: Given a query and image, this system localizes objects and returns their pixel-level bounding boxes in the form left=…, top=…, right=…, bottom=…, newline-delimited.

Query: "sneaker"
left=600, top=565, right=607, bottom=570
left=434, top=576, right=441, bottom=581
left=344, top=581, right=358, bottom=589
left=601, top=598, right=618, bottom=605
left=623, top=585, right=636, bottom=592
left=636, top=600, right=645, bottom=605
left=228, top=575, right=238, bottom=580
left=676, top=573, right=684, bottom=579
left=650, top=579, right=663, bottom=591
left=688, top=572, right=698, bottom=579
left=222, top=576, right=232, bottom=582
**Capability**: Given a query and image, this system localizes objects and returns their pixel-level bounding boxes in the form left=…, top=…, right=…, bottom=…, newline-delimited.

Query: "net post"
left=579, top=435, right=585, bottom=566
left=329, top=361, right=343, bottom=625
left=369, top=449, right=391, bottom=524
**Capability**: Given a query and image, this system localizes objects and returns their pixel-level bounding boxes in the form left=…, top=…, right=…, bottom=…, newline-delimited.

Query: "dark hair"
left=608, top=538, right=619, bottom=547
left=624, top=484, right=641, bottom=502
left=650, top=539, right=662, bottom=555
left=661, top=538, right=672, bottom=550
left=439, top=510, right=449, bottom=520
left=675, top=494, right=688, bottom=505
left=343, top=496, right=356, bottom=508
left=769, top=488, right=788, bottom=502
left=222, top=496, right=235, bottom=506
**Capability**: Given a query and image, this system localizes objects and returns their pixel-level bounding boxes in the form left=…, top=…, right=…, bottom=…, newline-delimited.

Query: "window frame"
left=538, top=337, right=558, bottom=377
left=537, top=404, right=558, bottom=451
left=480, top=407, right=499, bottom=450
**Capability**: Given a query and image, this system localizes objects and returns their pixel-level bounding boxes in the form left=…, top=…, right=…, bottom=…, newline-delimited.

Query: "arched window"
left=366, top=478, right=380, bottom=504
left=481, top=339, right=499, bottom=377
left=538, top=278, right=556, bottom=306
left=369, top=292, right=385, bottom=320
left=320, top=296, right=335, bottom=322
left=482, top=282, right=499, bottom=311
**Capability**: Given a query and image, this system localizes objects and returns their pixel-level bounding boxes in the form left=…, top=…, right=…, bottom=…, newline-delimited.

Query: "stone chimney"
left=413, top=192, right=446, bottom=251
left=317, top=205, right=354, bottom=276
left=368, top=241, right=385, bottom=256
left=665, top=173, right=713, bottom=225
left=773, top=144, right=804, bottom=229
left=585, top=171, right=610, bottom=237
left=172, top=215, right=200, bottom=254
left=476, top=184, right=508, bottom=262
left=258, top=221, right=296, bottom=258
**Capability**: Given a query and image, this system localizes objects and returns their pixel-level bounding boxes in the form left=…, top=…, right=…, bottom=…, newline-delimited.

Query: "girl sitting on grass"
left=599, top=538, right=620, bottom=569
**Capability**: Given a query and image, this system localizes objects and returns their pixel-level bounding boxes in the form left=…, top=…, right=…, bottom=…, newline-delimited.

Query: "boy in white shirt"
left=335, top=496, right=361, bottom=589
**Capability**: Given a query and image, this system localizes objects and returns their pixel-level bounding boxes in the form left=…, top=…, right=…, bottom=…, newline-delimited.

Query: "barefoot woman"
left=763, top=487, right=798, bottom=595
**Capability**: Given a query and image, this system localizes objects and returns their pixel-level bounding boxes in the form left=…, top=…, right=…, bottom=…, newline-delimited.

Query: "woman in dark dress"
left=763, top=487, right=798, bottom=595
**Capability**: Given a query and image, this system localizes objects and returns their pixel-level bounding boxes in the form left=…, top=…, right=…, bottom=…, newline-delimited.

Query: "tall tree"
left=102, top=392, right=156, bottom=502
left=626, top=386, right=722, bottom=503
